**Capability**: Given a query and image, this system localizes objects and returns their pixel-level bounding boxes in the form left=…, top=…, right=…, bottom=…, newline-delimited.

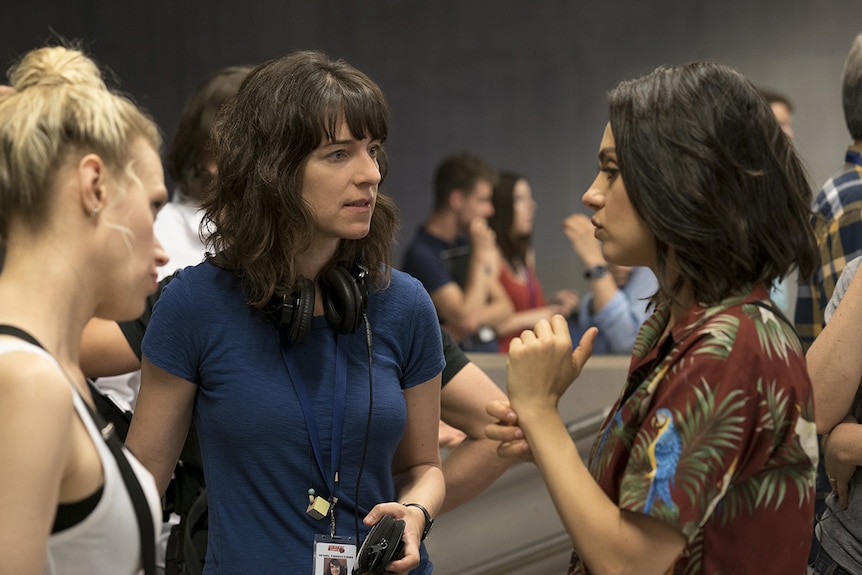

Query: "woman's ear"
left=77, top=153, right=106, bottom=217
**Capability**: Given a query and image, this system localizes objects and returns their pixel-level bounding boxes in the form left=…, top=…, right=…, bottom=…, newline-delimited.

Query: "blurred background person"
left=807, top=254, right=862, bottom=575
left=759, top=86, right=798, bottom=316
left=488, top=170, right=579, bottom=353
left=793, top=31, right=862, bottom=566
left=795, top=31, right=862, bottom=350
left=760, top=87, right=795, bottom=139
left=401, top=152, right=512, bottom=352
left=92, top=64, right=251, bottom=412
left=563, top=213, right=656, bottom=354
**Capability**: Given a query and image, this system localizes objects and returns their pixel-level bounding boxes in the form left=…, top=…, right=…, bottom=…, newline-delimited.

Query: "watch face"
left=586, top=265, right=608, bottom=279
left=477, top=325, right=496, bottom=343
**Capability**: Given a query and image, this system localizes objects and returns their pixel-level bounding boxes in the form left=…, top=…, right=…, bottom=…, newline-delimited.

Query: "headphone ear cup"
left=322, top=265, right=366, bottom=334
left=282, top=277, right=315, bottom=343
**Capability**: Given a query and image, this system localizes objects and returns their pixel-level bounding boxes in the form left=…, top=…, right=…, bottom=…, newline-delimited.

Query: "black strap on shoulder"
left=82, top=393, right=157, bottom=575
left=0, top=324, right=156, bottom=575
left=0, top=325, right=42, bottom=347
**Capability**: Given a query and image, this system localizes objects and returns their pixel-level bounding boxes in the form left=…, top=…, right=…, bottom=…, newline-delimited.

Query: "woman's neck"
left=296, top=240, right=340, bottom=279
left=0, top=272, right=90, bottom=385
left=296, top=242, right=341, bottom=316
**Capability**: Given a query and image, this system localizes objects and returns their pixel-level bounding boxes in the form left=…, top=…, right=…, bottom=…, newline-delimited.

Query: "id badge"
left=313, top=533, right=356, bottom=575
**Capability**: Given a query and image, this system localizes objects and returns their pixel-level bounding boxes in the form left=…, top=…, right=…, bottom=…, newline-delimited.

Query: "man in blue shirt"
left=401, top=153, right=513, bottom=353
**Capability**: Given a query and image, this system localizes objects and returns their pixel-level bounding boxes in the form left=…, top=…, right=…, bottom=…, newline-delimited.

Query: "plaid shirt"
left=795, top=145, right=862, bottom=350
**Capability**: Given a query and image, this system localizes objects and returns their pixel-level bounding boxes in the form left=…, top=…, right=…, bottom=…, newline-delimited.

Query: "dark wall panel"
left=3, top=1, right=861, bottom=293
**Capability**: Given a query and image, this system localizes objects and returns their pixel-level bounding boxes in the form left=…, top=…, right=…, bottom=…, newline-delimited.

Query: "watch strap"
left=403, top=502, right=434, bottom=541
left=584, top=265, right=609, bottom=280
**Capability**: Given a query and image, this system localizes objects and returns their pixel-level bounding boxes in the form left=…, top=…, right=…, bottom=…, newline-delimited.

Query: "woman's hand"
left=469, top=218, right=499, bottom=274
left=362, top=501, right=428, bottom=574
left=438, top=420, right=466, bottom=449
left=506, top=317, right=596, bottom=415
left=486, top=324, right=596, bottom=459
left=563, top=213, right=605, bottom=267
left=484, top=399, right=533, bottom=461
left=552, top=289, right=580, bottom=317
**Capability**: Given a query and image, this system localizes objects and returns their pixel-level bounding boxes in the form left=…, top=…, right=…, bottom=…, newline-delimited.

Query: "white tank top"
left=0, top=340, right=162, bottom=575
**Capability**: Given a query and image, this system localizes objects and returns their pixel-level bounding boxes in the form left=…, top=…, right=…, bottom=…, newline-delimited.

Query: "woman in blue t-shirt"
left=126, top=50, right=444, bottom=575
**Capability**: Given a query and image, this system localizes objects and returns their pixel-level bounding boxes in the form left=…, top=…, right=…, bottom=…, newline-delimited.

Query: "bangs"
left=314, top=77, right=389, bottom=145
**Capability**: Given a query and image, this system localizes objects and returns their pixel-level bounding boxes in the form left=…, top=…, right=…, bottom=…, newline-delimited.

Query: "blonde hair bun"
left=9, top=45, right=107, bottom=92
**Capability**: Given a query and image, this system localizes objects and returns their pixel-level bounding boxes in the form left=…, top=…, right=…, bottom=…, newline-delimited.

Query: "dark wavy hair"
left=202, top=50, right=397, bottom=309
left=488, top=170, right=531, bottom=269
left=607, top=61, right=818, bottom=309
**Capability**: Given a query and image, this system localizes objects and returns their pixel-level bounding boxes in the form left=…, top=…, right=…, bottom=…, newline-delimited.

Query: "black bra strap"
left=0, top=324, right=156, bottom=575
left=0, top=325, right=42, bottom=347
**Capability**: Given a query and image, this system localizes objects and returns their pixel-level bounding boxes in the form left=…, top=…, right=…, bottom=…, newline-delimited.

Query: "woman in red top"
left=488, top=171, right=578, bottom=352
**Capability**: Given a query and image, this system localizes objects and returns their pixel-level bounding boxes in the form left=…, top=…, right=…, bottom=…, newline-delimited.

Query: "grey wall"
left=4, top=1, right=861, bottom=294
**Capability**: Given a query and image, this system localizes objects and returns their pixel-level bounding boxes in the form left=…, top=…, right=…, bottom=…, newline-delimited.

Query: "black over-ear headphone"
left=276, top=264, right=368, bottom=344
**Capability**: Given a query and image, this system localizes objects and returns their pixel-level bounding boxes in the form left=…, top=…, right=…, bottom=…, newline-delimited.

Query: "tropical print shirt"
left=568, top=286, right=817, bottom=574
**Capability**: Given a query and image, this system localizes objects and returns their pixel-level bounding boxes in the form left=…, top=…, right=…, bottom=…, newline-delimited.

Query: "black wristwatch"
left=584, top=265, right=608, bottom=280
left=403, top=502, right=434, bottom=541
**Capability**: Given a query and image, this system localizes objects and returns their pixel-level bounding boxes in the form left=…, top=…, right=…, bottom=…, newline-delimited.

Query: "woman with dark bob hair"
left=126, top=50, right=444, bottom=574
left=487, top=61, right=819, bottom=574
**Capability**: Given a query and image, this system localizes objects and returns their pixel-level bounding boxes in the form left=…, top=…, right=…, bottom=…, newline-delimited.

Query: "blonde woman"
left=0, top=45, right=168, bottom=574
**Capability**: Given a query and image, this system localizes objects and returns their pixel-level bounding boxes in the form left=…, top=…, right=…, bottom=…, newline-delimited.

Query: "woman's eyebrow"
left=598, top=148, right=617, bottom=163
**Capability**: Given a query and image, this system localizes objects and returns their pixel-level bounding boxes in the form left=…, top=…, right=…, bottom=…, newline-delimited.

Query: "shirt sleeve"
left=441, top=329, right=469, bottom=387
left=398, top=274, right=446, bottom=389
left=141, top=269, right=202, bottom=384
left=118, top=273, right=176, bottom=360
left=825, top=255, right=862, bottom=323
left=579, top=267, right=656, bottom=354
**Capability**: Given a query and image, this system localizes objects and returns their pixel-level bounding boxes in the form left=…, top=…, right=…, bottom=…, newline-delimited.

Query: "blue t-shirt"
left=401, top=227, right=470, bottom=294
left=401, top=227, right=497, bottom=353
left=142, top=262, right=444, bottom=574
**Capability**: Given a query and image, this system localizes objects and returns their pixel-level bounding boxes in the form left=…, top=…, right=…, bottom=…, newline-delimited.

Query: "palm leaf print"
left=755, top=445, right=815, bottom=508
left=633, top=312, right=666, bottom=359
left=717, top=475, right=759, bottom=527
left=681, top=531, right=705, bottom=575
left=744, top=303, right=799, bottom=364
left=757, top=377, right=791, bottom=451
left=753, top=379, right=816, bottom=506
left=590, top=409, right=637, bottom=482
left=691, top=314, right=739, bottom=360
left=708, top=380, right=815, bottom=527
left=673, top=383, right=747, bottom=512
